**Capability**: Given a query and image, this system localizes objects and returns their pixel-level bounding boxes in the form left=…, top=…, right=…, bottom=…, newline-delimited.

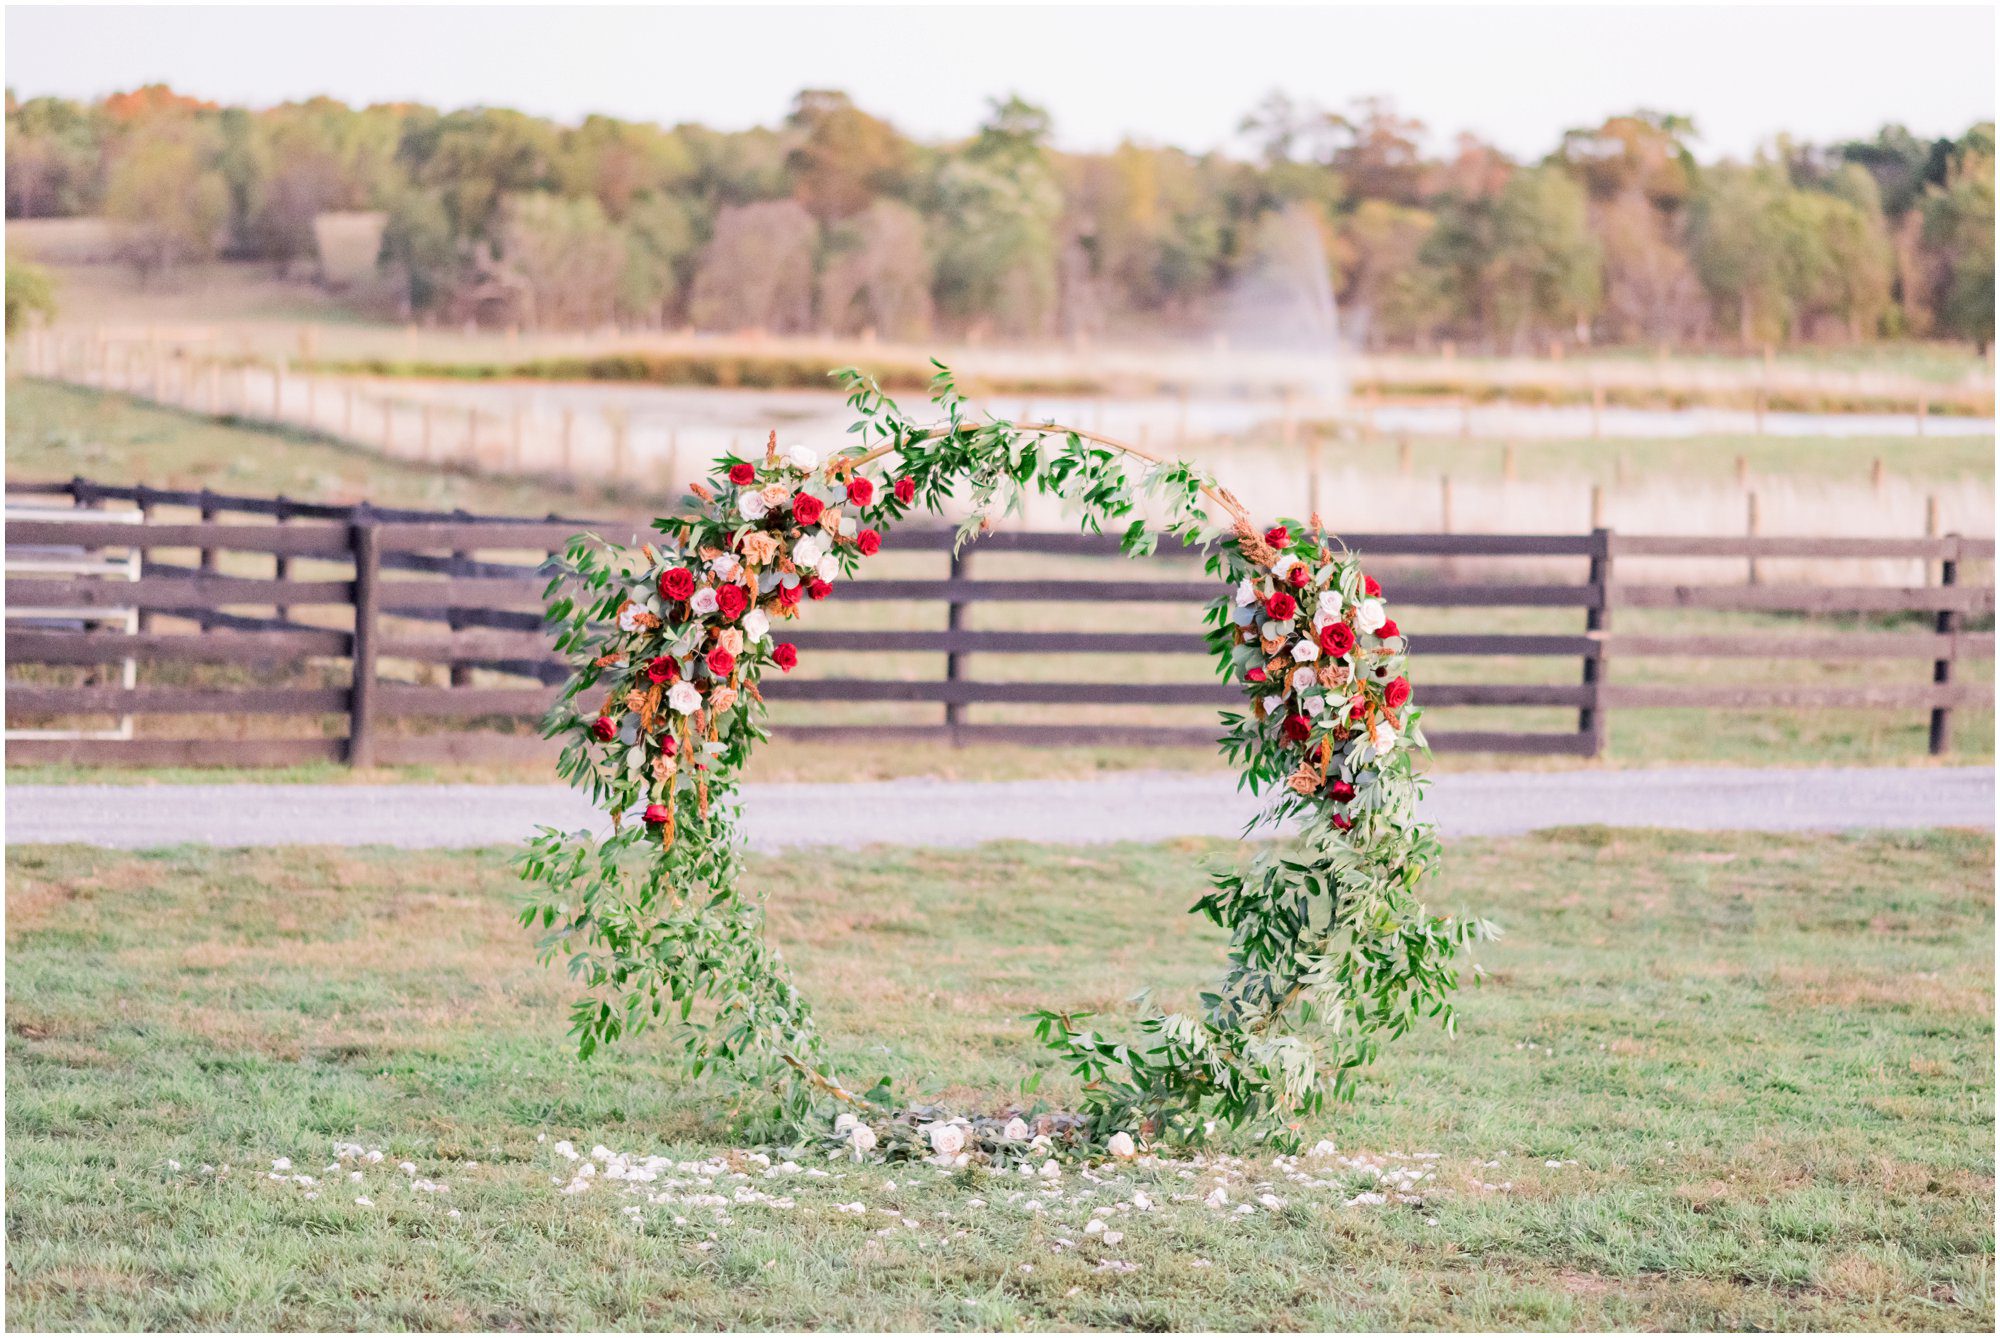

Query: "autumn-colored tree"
left=784, top=90, right=913, bottom=223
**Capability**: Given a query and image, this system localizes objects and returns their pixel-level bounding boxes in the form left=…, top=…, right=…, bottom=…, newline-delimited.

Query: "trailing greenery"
left=518, top=361, right=1492, bottom=1153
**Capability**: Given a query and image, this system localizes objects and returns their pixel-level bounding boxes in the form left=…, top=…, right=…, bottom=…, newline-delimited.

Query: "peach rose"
left=716, top=628, right=744, bottom=656
left=739, top=531, right=780, bottom=566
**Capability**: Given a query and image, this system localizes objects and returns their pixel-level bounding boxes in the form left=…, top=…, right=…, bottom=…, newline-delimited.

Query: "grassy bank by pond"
left=7, top=828, right=1991, bottom=1329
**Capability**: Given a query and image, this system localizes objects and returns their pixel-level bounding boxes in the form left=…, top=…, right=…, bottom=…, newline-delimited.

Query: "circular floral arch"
left=519, top=365, right=1492, bottom=1156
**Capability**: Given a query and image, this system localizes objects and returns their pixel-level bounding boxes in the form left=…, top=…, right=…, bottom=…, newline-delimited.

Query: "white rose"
left=1003, top=1117, right=1031, bottom=1141
left=1355, top=599, right=1387, bottom=634
left=709, top=553, right=741, bottom=579
left=668, top=682, right=703, bottom=715
left=849, top=1124, right=877, bottom=1157
left=1107, top=1132, right=1136, bottom=1159
left=833, top=1113, right=859, bottom=1135
left=1269, top=554, right=1297, bottom=581
left=814, top=553, right=840, bottom=581
left=1234, top=578, right=1259, bottom=607
left=690, top=587, right=719, bottom=616
left=1313, top=598, right=1343, bottom=629
left=616, top=605, right=645, bottom=632
left=1303, top=694, right=1327, bottom=717
left=742, top=609, right=771, bottom=642
left=1370, top=718, right=1397, bottom=753
left=794, top=533, right=828, bottom=568
left=1290, top=667, right=1318, bottom=694
left=1290, top=639, right=1319, bottom=663
left=926, top=1124, right=967, bottom=1157
left=737, top=491, right=769, bottom=521
left=786, top=443, right=820, bottom=470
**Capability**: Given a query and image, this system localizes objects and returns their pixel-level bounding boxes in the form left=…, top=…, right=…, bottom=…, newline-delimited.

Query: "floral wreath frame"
left=519, top=364, right=1493, bottom=1159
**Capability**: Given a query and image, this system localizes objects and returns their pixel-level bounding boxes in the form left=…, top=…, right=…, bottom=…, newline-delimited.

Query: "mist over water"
left=1219, top=203, right=1349, bottom=414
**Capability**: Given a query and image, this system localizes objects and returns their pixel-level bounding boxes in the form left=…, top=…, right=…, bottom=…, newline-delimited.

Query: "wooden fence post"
left=1579, top=527, right=1614, bottom=757
left=1930, top=537, right=1960, bottom=756
left=274, top=494, right=293, bottom=624
left=944, top=547, right=970, bottom=742
left=1745, top=491, right=1762, bottom=586
left=197, top=488, right=220, bottom=631
left=450, top=509, right=473, bottom=688
left=348, top=508, right=382, bottom=768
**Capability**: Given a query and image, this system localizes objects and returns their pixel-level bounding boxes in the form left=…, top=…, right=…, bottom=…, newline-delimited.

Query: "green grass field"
left=7, top=829, right=1992, bottom=1330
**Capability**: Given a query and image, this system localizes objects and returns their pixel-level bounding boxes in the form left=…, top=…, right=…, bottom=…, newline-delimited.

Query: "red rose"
left=777, top=582, right=803, bottom=608
left=1364, top=574, right=1382, bottom=597
left=792, top=493, right=824, bottom=526
left=1378, top=619, right=1400, bottom=640
left=1264, top=526, right=1290, bottom=549
left=1383, top=676, right=1411, bottom=709
left=807, top=577, right=832, bottom=601
left=1318, top=623, right=1356, bottom=657
left=643, top=803, right=671, bottom=825
left=846, top=478, right=874, bottom=507
left=893, top=477, right=916, bottom=505
left=728, top=462, right=756, bottom=487
left=856, top=528, right=881, bottom=556
left=716, top=584, right=749, bottom=620
left=1264, top=591, right=1297, bottom=621
left=772, top=642, right=798, bottom=671
left=707, top=647, right=736, bottom=678
left=1286, top=565, right=1309, bottom=588
left=1329, top=779, right=1357, bottom=802
left=659, top=567, right=696, bottom=602
left=591, top=716, right=617, bottom=742
left=645, top=656, right=675, bottom=684
left=1281, top=714, right=1311, bottom=743
left=1245, top=666, right=1267, bottom=683
left=660, top=731, right=679, bottom=757
left=1332, top=813, right=1355, bottom=832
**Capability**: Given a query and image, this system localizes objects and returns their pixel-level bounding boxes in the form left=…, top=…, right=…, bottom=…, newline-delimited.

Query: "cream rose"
left=1107, top=1132, right=1137, bottom=1159
left=926, top=1124, right=967, bottom=1158
left=786, top=442, right=820, bottom=470
left=1355, top=599, right=1387, bottom=634
left=1370, top=718, right=1397, bottom=753
left=742, top=609, right=771, bottom=642
left=668, top=682, right=703, bottom=715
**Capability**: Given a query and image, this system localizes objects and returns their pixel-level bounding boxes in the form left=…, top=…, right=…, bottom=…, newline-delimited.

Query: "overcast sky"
left=6, top=5, right=1993, bottom=161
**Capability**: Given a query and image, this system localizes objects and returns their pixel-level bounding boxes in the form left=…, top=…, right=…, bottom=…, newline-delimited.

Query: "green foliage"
left=5, top=259, right=57, bottom=335
left=520, top=360, right=1491, bottom=1154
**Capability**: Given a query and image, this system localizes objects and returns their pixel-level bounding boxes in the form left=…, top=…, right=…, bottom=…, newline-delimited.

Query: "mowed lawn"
left=6, top=829, right=1994, bottom=1330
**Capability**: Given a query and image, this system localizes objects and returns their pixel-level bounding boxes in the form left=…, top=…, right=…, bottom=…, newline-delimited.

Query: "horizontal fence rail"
left=6, top=476, right=1994, bottom=768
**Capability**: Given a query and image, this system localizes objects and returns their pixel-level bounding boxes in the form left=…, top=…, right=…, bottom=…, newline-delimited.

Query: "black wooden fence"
left=6, top=478, right=1993, bottom=767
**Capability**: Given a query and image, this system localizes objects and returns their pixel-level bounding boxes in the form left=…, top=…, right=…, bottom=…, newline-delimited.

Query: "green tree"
left=101, top=117, right=230, bottom=279
left=1922, top=127, right=1995, bottom=349
left=933, top=96, right=1064, bottom=337
left=1484, top=165, right=1602, bottom=348
left=500, top=192, right=627, bottom=328
left=6, top=258, right=57, bottom=334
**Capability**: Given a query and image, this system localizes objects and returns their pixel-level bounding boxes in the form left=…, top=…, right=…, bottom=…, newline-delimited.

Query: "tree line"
left=5, top=84, right=1993, bottom=351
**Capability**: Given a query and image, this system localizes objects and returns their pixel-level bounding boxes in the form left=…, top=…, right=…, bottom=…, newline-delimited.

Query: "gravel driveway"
left=7, top=766, right=1991, bottom=851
